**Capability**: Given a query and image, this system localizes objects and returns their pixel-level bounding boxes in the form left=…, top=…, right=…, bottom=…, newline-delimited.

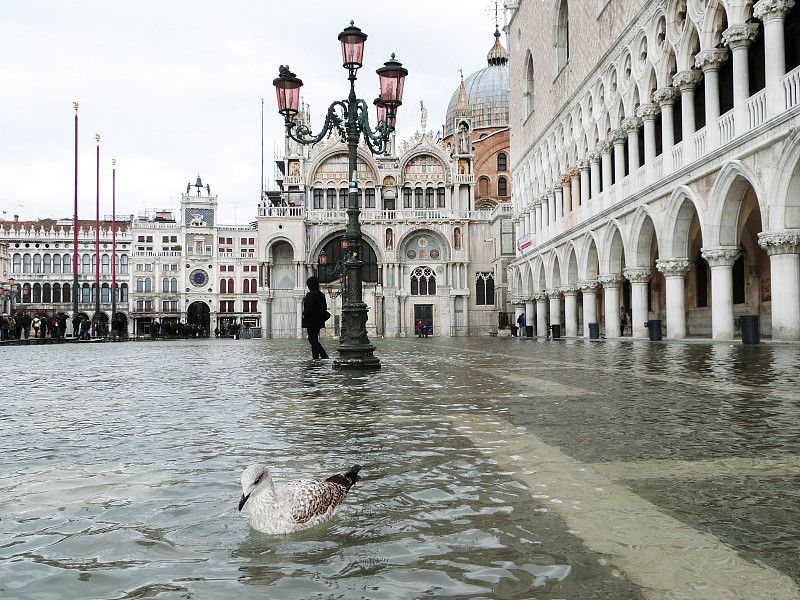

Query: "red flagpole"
left=95, top=134, right=101, bottom=335
left=112, top=159, right=117, bottom=335
left=72, top=103, right=79, bottom=320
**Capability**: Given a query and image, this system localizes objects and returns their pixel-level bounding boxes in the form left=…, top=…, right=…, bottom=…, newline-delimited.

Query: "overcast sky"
left=1, top=1, right=501, bottom=226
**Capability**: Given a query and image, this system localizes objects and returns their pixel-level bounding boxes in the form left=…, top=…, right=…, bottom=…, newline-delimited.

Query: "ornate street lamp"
left=273, top=21, right=407, bottom=369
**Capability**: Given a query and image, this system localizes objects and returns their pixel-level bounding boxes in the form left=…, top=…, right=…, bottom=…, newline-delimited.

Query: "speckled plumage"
left=238, top=463, right=361, bottom=534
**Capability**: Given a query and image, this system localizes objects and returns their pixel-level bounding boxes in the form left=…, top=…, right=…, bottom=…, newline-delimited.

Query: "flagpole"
left=95, top=134, right=101, bottom=336
left=111, top=158, right=117, bottom=338
left=72, top=103, right=79, bottom=326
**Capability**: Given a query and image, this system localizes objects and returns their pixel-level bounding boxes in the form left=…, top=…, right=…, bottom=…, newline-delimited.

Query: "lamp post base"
left=333, top=343, right=381, bottom=370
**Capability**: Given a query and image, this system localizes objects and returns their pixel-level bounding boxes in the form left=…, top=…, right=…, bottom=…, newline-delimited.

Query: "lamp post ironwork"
left=273, top=21, right=407, bottom=369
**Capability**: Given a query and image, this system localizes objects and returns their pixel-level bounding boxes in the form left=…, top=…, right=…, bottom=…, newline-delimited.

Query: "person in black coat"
left=302, top=276, right=329, bottom=359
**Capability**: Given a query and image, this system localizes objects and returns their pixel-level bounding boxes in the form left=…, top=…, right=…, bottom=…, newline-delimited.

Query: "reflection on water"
left=1, top=337, right=799, bottom=598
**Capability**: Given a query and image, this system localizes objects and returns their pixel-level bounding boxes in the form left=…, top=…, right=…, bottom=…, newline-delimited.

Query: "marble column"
left=294, top=291, right=305, bottom=338
left=673, top=70, right=704, bottom=162
left=599, top=274, right=624, bottom=337
left=754, top=0, right=794, bottom=117
left=579, top=280, right=599, bottom=337
left=636, top=103, right=660, bottom=172
left=599, top=141, right=613, bottom=192
left=553, top=184, right=563, bottom=221
left=695, top=48, right=729, bottom=149
left=540, top=193, right=549, bottom=228
left=578, top=160, right=590, bottom=206
left=656, top=258, right=693, bottom=339
left=588, top=152, right=601, bottom=200
left=524, top=298, right=535, bottom=336
left=654, top=86, right=679, bottom=174
left=569, top=167, right=581, bottom=210
left=624, top=267, right=652, bottom=338
left=560, top=176, right=571, bottom=214
left=722, top=23, right=760, bottom=134
left=701, top=246, right=742, bottom=340
left=535, top=292, right=548, bottom=337
left=758, top=232, right=800, bottom=340
left=610, top=129, right=627, bottom=184
left=562, top=286, right=579, bottom=337
left=623, top=117, right=642, bottom=173
left=548, top=289, right=562, bottom=332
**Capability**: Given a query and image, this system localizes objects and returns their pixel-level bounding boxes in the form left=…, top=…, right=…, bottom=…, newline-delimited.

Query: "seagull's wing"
left=283, top=478, right=349, bottom=525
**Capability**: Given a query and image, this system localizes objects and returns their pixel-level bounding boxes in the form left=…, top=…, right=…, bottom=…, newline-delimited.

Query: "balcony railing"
left=748, top=89, right=767, bottom=130
left=784, top=64, right=800, bottom=110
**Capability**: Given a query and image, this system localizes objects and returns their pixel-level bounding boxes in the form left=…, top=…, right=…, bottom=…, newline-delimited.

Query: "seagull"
left=238, top=463, right=362, bottom=534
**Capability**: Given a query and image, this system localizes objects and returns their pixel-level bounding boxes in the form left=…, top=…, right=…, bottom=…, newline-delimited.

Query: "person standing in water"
left=302, top=276, right=330, bottom=359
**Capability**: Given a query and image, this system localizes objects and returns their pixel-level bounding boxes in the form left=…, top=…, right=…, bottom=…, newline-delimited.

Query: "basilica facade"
left=257, top=30, right=515, bottom=338
left=506, top=0, right=800, bottom=340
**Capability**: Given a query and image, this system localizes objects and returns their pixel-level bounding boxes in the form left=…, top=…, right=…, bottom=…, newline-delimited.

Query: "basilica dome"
left=444, top=28, right=509, bottom=137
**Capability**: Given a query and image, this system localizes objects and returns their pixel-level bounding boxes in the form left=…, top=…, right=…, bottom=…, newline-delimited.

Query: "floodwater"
left=2, top=337, right=800, bottom=599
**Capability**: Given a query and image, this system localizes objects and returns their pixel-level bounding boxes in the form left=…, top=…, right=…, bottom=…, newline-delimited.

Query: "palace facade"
left=2, top=215, right=131, bottom=332
left=506, top=0, right=800, bottom=340
left=257, top=29, right=515, bottom=338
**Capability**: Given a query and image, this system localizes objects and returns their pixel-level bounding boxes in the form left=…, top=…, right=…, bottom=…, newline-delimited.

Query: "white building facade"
left=2, top=216, right=131, bottom=331
left=506, top=0, right=800, bottom=340
left=128, top=177, right=261, bottom=337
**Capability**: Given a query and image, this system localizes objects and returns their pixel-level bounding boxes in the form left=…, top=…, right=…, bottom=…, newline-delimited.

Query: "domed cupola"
left=444, top=27, right=509, bottom=137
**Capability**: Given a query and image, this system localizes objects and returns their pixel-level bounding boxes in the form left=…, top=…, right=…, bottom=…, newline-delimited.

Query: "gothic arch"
left=767, top=127, right=800, bottom=230
left=522, top=260, right=535, bottom=296
left=547, top=249, right=563, bottom=289
left=309, top=145, right=380, bottom=186
left=395, top=227, right=450, bottom=262
left=581, top=231, right=601, bottom=281
left=535, top=258, right=547, bottom=292
left=565, top=243, right=579, bottom=286
left=599, top=221, right=627, bottom=274
left=662, top=185, right=705, bottom=258
left=264, top=235, right=299, bottom=261
left=628, top=205, right=661, bottom=267
left=706, top=160, right=767, bottom=247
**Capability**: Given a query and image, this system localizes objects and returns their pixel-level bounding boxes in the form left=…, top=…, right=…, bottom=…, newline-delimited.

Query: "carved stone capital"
left=561, top=285, right=578, bottom=297
left=758, top=231, right=800, bottom=255
left=695, top=48, right=729, bottom=72
left=598, top=273, right=625, bottom=288
left=609, top=129, right=627, bottom=144
left=722, top=23, right=760, bottom=50
left=622, top=116, right=643, bottom=133
left=587, top=151, right=601, bottom=163
left=653, top=86, right=680, bottom=106
left=545, top=288, right=562, bottom=299
left=754, top=0, right=795, bottom=23
left=540, top=193, right=551, bottom=204
left=656, top=258, right=693, bottom=277
left=636, top=103, right=661, bottom=121
left=701, top=246, right=742, bottom=267
left=673, top=69, right=703, bottom=91
left=533, top=292, right=548, bottom=302
left=568, top=166, right=580, bottom=179
left=623, top=267, right=653, bottom=283
left=578, top=280, right=600, bottom=292
left=598, top=140, right=613, bottom=154
left=560, top=173, right=571, bottom=185
left=577, top=159, right=590, bottom=171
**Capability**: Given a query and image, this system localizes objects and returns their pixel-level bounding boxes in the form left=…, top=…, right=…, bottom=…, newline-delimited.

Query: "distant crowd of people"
left=1, top=312, right=70, bottom=341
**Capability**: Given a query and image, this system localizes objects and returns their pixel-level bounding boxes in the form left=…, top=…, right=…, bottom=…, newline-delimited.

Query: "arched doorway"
left=187, top=301, right=210, bottom=336
left=92, top=312, right=109, bottom=338
left=113, top=312, right=128, bottom=338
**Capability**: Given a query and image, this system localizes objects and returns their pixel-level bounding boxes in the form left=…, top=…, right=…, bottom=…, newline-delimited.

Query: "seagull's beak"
left=238, top=492, right=250, bottom=511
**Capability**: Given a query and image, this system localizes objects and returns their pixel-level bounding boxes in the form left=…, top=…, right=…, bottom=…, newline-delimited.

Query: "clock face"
left=189, top=269, right=209, bottom=288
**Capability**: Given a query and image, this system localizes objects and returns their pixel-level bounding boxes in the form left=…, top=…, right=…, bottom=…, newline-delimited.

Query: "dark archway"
left=187, top=301, right=210, bottom=334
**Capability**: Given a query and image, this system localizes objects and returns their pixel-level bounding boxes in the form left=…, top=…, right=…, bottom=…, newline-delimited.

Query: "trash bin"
left=735, top=315, right=760, bottom=344
left=511, top=326, right=518, bottom=337
left=588, top=322, right=600, bottom=339
left=645, top=319, right=662, bottom=341
left=525, top=325, right=533, bottom=337
left=550, top=324, right=561, bottom=339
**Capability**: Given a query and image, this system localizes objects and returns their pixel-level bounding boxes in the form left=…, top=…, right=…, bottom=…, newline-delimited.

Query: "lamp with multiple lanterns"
left=273, top=21, right=407, bottom=369
left=1, top=278, right=19, bottom=315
